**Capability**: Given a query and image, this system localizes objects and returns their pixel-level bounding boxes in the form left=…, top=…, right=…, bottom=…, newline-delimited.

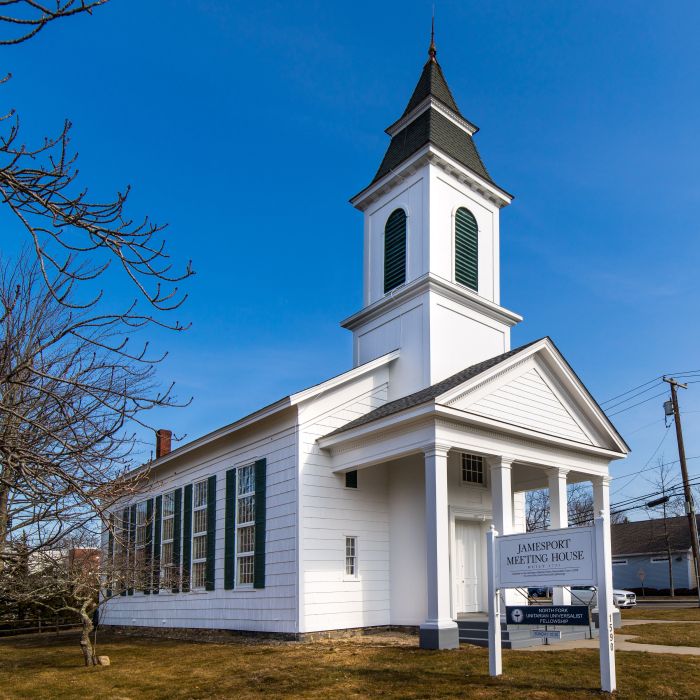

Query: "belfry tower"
left=342, top=37, right=522, bottom=399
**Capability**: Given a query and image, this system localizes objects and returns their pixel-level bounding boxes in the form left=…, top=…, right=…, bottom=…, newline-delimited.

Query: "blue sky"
left=4, top=1, right=700, bottom=514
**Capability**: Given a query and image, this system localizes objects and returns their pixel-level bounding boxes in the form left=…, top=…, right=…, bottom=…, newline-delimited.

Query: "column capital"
left=546, top=466, right=570, bottom=478
left=488, top=455, right=515, bottom=471
left=592, top=474, right=613, bottom=487
left=422, top=442, right=450, bottom=458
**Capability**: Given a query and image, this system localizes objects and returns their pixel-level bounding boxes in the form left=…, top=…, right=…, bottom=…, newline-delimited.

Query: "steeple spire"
left=428, top=13, right=436, bottom=62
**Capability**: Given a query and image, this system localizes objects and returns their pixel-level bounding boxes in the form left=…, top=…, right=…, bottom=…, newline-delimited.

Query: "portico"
left=318, top=338, right=628, bottom=649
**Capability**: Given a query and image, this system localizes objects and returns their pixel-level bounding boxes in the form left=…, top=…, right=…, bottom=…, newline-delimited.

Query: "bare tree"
left=0, top=0, right=192, bottom=579
left=0, top=525, right=156, bottom=665
left=0, top=1, right=107, bottom=46
left=526, top=482, right=627, bottom=531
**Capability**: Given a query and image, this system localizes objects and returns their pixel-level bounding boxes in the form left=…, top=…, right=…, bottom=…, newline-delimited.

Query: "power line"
left=607, top=389, right=669, bottom=417
left=603, top=383, right=666, bottom=412
left=600, top=377, right=661, bottom=406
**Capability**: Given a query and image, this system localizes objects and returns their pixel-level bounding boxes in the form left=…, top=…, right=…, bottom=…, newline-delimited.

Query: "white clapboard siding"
left=101, top=412, right=299, bottom=634
left=465, top=368, right=592, bottom=444
left=299, top=375, right=392, bottom=633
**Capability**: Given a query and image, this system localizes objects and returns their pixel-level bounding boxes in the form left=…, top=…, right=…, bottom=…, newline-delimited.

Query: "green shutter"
left=144, top=499, right=154, bottom=593
left=172, top=488, right=182, bottom=593
left=205, top=475, right=217, bottom=591
left=455, top=207, right=478, bottom=291
left=224, top=468, right=236, bottom=590
left=128, top=504, right=136, bottom=595
left=254, top=459, right=267, bottom=589
left=107, top=513, right=114, bottom=597
left=384, top=209, right=407, bottom=293
left=120, top=507, right=128, bottom=596
left=153, top=495, right=162, bottom=594
left=182, top=484, right=193, bottom=593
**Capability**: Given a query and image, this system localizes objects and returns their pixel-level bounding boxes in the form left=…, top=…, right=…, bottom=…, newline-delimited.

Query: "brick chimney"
left=155, top=429, right=172, bottom=459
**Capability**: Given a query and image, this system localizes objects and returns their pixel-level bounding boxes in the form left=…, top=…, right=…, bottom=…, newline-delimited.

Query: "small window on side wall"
left=345, top=470, right=358, bottom=489
left=461, top=453, right=485, bottom=485
left=345, top=536, right=358, bottom=578
left=455, top=207, right=478, bottom=291
left=384, top=209, right=407, bottom=293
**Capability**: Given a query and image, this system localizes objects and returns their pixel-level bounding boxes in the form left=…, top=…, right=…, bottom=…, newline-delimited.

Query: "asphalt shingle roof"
left=401, top=57, right=462, bottom=117
left=612, top=515, right=700, bottom=556
left=373, top=108, right=493, bottom=185
left=327, top=339, right=542, bottom=437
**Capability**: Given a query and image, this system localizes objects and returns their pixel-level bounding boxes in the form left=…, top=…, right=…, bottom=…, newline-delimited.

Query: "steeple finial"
left=428, top=7, right=436, bottom=61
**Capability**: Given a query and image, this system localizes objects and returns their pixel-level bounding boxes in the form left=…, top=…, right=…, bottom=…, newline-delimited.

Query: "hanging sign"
left=531, top=629, right=562, bottom=640
left=496, top=526, right=597, bottom=589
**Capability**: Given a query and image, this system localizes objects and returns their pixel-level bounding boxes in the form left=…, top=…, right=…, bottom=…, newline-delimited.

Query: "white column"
left=490, top=456, right=520, bottom=606
left=548, top=468, right=571, bottom=606
left=420, top=444, right=459, bottom=649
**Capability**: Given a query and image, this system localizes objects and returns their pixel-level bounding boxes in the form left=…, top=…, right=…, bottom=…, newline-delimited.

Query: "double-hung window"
left=161, top=491, right=175, bottom=588
left=191, top=480, right=208, bottom=589
left=134, top=501, right=148, bottom=588
left=345, top=536, right=358, bottom=578
left=236, top=464, right=256, bottom=586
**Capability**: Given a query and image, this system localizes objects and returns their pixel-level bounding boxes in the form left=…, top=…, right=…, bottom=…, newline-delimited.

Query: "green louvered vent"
left=182, top=484, right=193, bottom=592
left=254, top=459, right=267, bottom=589
left=455, top=207, right=478, bottom=291
left=383, top=209, right=407, bottom=293
left=224, top=468, right=236, bottom=590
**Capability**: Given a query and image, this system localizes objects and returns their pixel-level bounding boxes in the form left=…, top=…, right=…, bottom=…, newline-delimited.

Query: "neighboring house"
left=612, top=515, right=700, bottom=593
left=100, top=39, right=629, bottom=650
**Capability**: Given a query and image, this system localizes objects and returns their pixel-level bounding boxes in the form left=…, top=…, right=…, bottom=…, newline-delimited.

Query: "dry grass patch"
left=1, top=631, right=699, bottom=699
left=622, top=607, right=700, bottom=621
left=620, top=622, right=700, bottom=647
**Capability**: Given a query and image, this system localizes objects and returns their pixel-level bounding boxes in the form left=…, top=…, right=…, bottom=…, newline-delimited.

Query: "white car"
left=571, top=585, right=637, bottom=608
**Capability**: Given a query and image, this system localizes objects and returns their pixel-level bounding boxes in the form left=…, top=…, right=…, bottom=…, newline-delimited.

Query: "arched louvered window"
left=455, top=207, right=478, bottom=291
left=384, top=209, right=407, bottom=294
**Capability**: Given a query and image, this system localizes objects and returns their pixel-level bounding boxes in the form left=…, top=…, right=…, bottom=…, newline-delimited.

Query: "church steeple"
left=367, top=39, right=504, bottom=193
left=344, top=40, right=520, bottom=399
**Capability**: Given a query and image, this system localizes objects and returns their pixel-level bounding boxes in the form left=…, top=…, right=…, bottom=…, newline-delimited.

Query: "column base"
left=419, top=620, right=459, bottom=650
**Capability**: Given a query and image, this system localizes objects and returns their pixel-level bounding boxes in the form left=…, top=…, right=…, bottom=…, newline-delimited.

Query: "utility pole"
left=663, top=377, right=700, bottom=606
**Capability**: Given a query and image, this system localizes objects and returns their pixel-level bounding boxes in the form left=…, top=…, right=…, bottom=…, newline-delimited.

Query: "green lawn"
left=1, top=632, right=700, bottom=699
left=620, top=622, right=700, bottom=647
left=622, top=607, right=700, bottom=621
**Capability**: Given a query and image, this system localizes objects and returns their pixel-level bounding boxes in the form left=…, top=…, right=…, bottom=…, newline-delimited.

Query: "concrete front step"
left=456, top=619, right=598, bottom=649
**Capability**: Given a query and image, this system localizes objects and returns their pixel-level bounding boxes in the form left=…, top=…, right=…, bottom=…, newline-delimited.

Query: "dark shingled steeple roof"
left=401, top=56, right=462, bottom=118
left=369, top=42, right=497, bottom=188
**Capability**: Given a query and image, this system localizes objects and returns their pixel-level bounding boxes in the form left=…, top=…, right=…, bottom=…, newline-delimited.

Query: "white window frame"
left=235, top=464, right=256, bottom=588
left=134, top=501, right=149, bottom=591
left=461, top=453, right=486, bottom=487
left=344, top=535, right=358, bottom=580
left=612, top=559, right=628, bottom=566
left=160, top=491, right=176, bottom=590
left=191, top=479, right=208, bottom=590
left=651, top=556, right=670, bottom=564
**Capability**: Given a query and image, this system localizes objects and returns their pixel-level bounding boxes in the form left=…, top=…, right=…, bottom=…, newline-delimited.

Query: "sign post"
left=486, top=526, right=501, bottom=676
left=595, top=514, right=616, bottom=693
left=487, top=518, right=616, bottom=693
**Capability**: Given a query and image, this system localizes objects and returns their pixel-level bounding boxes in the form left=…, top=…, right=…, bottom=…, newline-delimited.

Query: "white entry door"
left=455, top=520, right=483, bottom=613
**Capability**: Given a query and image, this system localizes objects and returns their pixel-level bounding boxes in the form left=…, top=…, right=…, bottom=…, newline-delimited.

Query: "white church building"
left=102, top=40, right=629, bottom=649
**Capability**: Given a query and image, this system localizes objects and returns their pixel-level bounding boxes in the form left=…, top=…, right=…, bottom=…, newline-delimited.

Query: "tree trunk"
left=79, top=612, right=95, bottom=666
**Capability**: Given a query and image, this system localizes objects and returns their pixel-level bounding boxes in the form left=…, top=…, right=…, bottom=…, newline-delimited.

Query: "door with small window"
left=455, top=520, right=482, bottom=614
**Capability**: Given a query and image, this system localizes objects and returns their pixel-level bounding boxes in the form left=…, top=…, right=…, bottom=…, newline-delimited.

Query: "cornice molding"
left=385, top=96, right=479, bottom=138
left=340, top=272, right=522, bottom=332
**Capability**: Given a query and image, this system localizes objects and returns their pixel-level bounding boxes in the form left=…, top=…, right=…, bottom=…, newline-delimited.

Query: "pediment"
left=438, top=341, right=626, bottom=453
